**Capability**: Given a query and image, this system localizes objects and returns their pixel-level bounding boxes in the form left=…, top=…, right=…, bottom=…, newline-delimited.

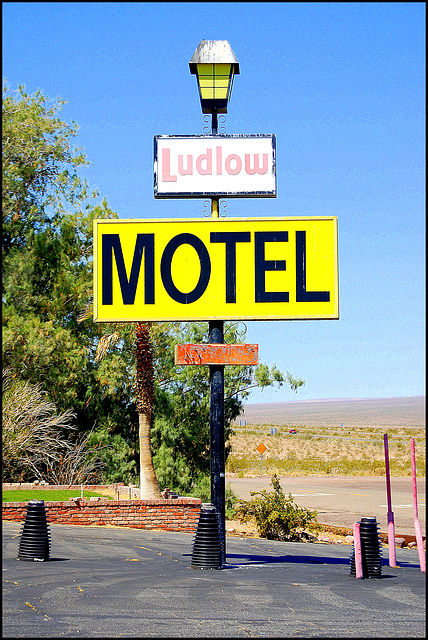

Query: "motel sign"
left=93, top=216, right=338, bottom=322
left=91, top=40, right=340, bottom=564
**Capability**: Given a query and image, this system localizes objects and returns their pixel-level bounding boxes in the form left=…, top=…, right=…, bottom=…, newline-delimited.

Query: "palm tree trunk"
left=138, top=409, right=161, bottom=499
left=135, top=322, right=161, bottom=499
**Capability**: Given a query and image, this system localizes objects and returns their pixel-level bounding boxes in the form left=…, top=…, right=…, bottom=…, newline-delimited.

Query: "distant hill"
left=238, top=396, right=425, bottom=429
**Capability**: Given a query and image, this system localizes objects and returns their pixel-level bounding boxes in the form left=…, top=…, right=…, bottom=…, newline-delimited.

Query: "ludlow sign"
left=93, top=216, right=338, bottom=322
left=154, top=134, right=276, bottom=198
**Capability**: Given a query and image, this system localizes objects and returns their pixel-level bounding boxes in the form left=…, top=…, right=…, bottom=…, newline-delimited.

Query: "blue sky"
left=2, top=2, right=425, bottom=403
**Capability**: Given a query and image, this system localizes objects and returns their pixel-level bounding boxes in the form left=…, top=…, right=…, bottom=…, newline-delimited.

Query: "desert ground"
left=227, top=396, right=425, bottom=478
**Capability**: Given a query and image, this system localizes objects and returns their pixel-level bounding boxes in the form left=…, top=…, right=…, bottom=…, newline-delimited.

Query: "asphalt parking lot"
left=2, top=520, right=425, bottom=638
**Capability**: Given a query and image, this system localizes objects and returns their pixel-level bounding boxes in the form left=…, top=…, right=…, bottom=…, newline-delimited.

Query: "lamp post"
left=189, top=40, right=240, bottom=563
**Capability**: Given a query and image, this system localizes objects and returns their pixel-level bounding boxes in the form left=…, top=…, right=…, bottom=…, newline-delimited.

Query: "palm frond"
left=77, top=301, right=93, bottom=323
left=94, top=331, right=121, bottom=362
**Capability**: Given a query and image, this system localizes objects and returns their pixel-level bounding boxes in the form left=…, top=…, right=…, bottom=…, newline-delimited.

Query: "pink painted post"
left=383, top=434, right=397, bottom=567
left=353, top=522, right=364, bottom=579
left=410, top=438, right=426, bottom=572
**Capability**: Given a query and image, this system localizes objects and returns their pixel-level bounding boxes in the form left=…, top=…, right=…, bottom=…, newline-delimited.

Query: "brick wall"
left=2, top=484, right=201, bottom=533
left=2, top=498, right=201, bottom=532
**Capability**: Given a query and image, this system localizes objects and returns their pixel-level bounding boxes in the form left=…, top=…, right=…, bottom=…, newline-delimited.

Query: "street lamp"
left=189, top=40, right=240, bottom=566
left=189, top=39, right=240, bottom=129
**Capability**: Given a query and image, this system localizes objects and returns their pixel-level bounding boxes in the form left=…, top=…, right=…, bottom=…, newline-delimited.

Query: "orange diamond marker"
left=256, top=443, right=267, bottom=455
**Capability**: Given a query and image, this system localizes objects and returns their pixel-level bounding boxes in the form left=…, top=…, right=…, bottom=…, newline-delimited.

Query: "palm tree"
left=94, top=321, right=161, bottom=499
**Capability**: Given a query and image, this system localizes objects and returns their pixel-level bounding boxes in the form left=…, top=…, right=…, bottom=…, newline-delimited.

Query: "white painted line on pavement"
left=380, top=504, right=414, bottom=508
left=292, top=493, right=335, bottom=497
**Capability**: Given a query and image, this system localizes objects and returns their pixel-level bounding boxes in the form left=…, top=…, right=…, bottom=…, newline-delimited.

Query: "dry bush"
left=2, top=369, right=104, bottom=483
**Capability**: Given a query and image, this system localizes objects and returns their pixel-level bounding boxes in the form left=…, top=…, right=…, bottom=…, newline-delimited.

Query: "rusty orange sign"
left=175, top=343, right=258, bottom=366
left=256, top=443, right=267, bottom=455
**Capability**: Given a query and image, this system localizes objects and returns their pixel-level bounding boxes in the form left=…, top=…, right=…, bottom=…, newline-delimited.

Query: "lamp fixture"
left=189, top=40, right=240, bottom=114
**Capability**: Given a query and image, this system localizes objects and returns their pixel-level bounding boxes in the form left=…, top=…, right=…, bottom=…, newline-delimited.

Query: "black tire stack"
left=350, top=516, right=382, bottom=578
left=17, top=499, right=51, bottom=562
left=191, top=503, right=222, bottom=570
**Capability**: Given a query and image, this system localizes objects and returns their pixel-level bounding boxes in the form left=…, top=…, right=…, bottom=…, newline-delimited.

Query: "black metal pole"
left=208, top=109, right=226, bottom=563
left=209, top=320, right=225, bottom=564
left=211, top=111, right=218, bottom=135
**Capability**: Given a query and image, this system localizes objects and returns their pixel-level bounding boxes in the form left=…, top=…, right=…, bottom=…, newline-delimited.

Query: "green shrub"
left=235, top=474, right=319, bottom=541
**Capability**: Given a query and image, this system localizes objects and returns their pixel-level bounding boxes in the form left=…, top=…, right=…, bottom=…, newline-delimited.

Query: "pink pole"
left=410, top=438, right=426, bottom=572
left=353, top=522, right=364, bottom=579
left=383, top=434, right=397, bottom=567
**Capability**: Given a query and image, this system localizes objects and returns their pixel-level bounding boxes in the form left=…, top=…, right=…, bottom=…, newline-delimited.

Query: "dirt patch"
left=225, top=519, right=354, bottom=545
left=226, top=519, right=260, bottom=538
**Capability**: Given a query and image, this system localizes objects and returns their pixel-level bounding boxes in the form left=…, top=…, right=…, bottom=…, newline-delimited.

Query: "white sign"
left=154, top=134, right=276, bottom=198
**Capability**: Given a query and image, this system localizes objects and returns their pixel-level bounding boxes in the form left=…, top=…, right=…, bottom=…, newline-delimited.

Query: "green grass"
left=2, top=489, right=113, bottom=502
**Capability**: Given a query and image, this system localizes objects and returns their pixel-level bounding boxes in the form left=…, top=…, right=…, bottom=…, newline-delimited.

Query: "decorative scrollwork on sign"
left=218, top=114, right=226, bottom=134
left=203, top=199, right=227, bottom=217
left=228, top=322, right=248, bottom=342
left=202, top=200, right=211, bottom=217
left=203, top=115, right=211, bottom=135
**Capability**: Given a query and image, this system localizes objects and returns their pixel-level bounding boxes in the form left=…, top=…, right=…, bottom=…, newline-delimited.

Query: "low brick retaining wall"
left=2, top=498, right=201, bottom=532
left=2, top=484, right=201, bottom=533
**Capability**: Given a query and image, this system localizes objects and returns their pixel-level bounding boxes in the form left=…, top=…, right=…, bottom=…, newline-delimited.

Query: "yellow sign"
left=93, top=217, right=338, bottom=322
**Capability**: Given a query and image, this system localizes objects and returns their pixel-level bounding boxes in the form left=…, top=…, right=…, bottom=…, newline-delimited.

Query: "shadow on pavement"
left=219, top=553, right=421, bottom=572
left=224, top=553, right=348, bottom=566
left=16, top=557, right=70, bottom=562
